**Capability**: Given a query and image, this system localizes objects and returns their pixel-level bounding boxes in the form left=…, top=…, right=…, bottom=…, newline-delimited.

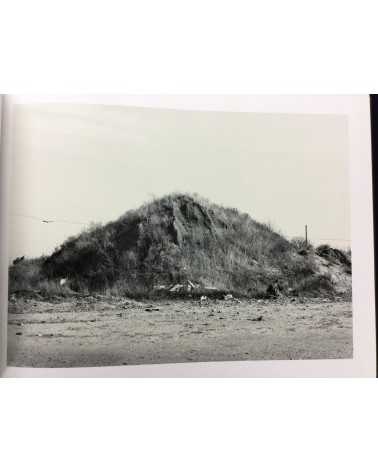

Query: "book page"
left=2, top=95, right=375, bottom=377
left=0, top=95, right=9, bottom=374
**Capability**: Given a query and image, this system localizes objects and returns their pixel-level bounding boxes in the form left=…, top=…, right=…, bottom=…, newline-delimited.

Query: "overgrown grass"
left=8, top=193, right=351, bottom=300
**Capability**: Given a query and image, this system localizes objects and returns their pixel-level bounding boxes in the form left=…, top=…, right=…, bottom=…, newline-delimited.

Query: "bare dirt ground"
left=7, top=297, right=353, bottom=367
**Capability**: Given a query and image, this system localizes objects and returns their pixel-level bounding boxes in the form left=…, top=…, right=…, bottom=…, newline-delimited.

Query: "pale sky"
left=8, top=104, right=350, bottom=261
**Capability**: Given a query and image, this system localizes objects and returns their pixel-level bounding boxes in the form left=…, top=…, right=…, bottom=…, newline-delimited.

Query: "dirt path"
left=7, top=299, right=353, bottom=367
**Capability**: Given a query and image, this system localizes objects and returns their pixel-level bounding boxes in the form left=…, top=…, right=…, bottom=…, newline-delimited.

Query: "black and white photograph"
left=3, top=7, right=378, bottom=472
left=5, top=97, right=357, bottom=368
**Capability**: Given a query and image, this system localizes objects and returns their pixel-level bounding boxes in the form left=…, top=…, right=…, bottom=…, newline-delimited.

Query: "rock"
left=248, top=315, right=263, bottom=322
left=224, top=294, right=233, bottom=301
left=16, top=332, right=22, bottom=335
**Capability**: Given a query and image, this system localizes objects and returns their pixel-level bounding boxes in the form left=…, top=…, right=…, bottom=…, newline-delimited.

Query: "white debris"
left=169, top=284, right=184, bottom=292
left=154, top=284, right=167, bottom=291
left=224, top=294, right=233, bottom=301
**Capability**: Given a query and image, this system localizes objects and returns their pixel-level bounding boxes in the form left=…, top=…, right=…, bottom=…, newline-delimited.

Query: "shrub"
left=293, top=273, right=335, bottom=297
left=291, top=237, right=313, bottom=253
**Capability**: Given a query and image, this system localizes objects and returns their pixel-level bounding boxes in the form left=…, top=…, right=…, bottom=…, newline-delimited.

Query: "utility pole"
left=305, top=225, right=308, bottom=248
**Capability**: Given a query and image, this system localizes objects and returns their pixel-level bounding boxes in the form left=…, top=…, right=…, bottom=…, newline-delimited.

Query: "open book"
left=0, top=95, right=376, bottom=377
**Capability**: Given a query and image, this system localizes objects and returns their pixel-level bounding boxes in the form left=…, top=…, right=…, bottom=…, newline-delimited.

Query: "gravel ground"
left=7, top=297, right=353, bottom=367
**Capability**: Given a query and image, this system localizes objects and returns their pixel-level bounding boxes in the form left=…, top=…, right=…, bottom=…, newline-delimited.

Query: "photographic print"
left=6, top=100, right=352, bottom=368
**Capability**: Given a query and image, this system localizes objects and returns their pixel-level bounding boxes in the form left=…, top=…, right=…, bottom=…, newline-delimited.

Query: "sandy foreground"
left=7, top=297, right=353, bottom=367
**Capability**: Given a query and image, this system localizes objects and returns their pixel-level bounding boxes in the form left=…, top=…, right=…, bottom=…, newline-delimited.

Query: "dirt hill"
left=9, top=193, right=352, bottom=299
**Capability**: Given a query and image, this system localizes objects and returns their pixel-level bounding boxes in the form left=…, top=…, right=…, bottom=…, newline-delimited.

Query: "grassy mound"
left=9, top=193, right=351, bottom=299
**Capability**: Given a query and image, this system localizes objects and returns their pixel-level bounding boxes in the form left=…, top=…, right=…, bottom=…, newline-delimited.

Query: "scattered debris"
left=168, top=280, right=201, bottom=293
left=169, top=283, right=184, bottom=293
left=154, top=284, right=168, bottom=291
